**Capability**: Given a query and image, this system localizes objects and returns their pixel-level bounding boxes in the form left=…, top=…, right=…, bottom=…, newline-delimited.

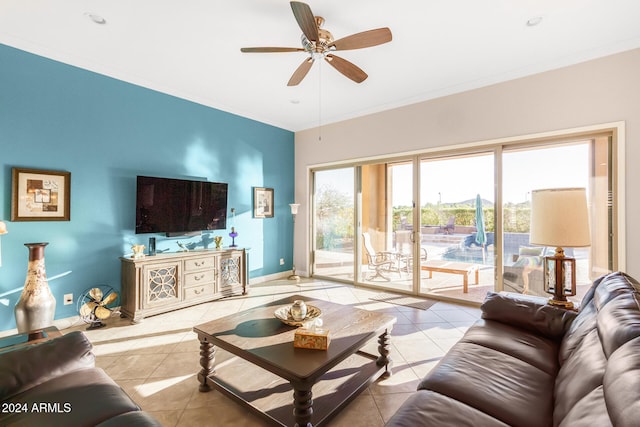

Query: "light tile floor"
left=67, top=278, right=481, bottom=426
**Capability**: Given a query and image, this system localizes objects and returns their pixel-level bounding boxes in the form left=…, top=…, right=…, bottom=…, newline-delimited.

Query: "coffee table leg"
left=377, top=328, right=393, bottom=378
left=198, top=339, right=215, bottom=392
left=292, top=385, right=313, bottom=427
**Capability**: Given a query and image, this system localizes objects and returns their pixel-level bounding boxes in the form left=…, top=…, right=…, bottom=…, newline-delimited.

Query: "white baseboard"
left=249, top=270, right=294, bottom=285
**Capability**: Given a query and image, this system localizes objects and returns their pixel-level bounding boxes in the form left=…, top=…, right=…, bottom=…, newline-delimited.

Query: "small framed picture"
left=11, top=167, right=71, bottom=221
left=253, top=187, right=274, bottom=218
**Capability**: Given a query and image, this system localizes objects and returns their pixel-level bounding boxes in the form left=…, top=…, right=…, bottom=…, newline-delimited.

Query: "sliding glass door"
left=418, top=153, right=495, bottom=302
left=359, top=160, right=415, bottom=292
left=312, top=168, right=355, bottom=280
left=502, top=139, right=610, bottom=302
left=310, top=131, right=618, bottom=306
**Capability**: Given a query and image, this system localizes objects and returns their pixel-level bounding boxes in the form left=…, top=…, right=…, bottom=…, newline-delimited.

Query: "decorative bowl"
left=274, top=304, right=322, bottom=327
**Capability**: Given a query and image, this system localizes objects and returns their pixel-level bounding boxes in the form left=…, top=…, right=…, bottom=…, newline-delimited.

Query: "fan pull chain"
left=318, top=58, right=322, bottom=142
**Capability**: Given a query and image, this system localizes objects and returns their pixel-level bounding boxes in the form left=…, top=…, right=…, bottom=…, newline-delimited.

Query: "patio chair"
left=442, top=216, right=455, bottom=234
left=400, top=247, right=428, bottom=273
left=362, top=232, right=398, bottom=281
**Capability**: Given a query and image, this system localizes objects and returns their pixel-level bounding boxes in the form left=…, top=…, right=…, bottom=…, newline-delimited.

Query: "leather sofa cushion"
left=597, top=293, right=640, bottom=358
left=0, top=331, right=94, bottom=400
left=418, top=341, right=555, bottom=427
left=554, top=328, right=606, bottom=422
left=558, top=338, right=640, bottom=427
left=0, top=367, right=140, bottom=427
left=559, top=301, right=598, bottom=364
left=593, top=272, right=640, bottom=308
left=554, top=272, right=640, bottom=425
left=481, top=291, right=576, bottom=339
left=386, top=390, right=510, bottom=427
left=555, top=386, right=610, bottom=427
left=460, top=319, right=559, bottom=375
left=602, top=336, right=640, bottom=427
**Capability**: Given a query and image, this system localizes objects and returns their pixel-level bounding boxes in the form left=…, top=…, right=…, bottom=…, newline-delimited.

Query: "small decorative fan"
left=77, top=286, right=120, bottom=330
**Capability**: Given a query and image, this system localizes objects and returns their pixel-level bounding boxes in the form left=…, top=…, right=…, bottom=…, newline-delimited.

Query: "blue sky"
left=315, top=142, right=590, bottom=207
left=394, top=143, right=589, bottom=206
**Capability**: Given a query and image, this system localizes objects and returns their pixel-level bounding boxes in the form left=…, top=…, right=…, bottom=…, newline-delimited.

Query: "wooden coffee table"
left=193, top=295, right=396, bottom=427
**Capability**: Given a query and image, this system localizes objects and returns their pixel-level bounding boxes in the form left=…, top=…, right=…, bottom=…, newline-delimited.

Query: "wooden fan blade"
left=330, top=28, right=392, bottom=51
left=89, top=288, right=103, bottom=301
left=95, top=306, right=112, bottom=320
left=290, top=1, right=318, bottom=42
left=324, top=54, right=368, bottom=83
left=241, top=47, right=304, bottom=53
left=101, top=291, right=118, bottom=306
left=80, top=301, right=98, bottom=317
left=288, top=57, right=314, bottom=86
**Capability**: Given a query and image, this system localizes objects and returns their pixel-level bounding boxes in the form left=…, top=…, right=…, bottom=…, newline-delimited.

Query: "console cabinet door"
left=142, top=261, right=181, bottom=308
left=219, top=252, right=243, bottom=296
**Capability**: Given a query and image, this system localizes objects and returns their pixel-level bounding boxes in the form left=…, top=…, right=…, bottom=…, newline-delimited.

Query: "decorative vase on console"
left=14, top=242, right=56, bottom=333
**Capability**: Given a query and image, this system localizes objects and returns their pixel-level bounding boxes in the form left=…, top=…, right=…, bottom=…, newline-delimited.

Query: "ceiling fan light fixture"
left=240, top=1, right=391, bottom=86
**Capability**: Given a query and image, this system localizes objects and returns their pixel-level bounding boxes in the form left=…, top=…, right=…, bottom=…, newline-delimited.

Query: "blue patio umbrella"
left=475, top=194, right=487, bottom=262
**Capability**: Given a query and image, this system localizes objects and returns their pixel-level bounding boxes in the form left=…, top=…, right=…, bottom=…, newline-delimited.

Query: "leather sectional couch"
left=0, top=330, right=161, bottom=426
left=386, top=271, right=640, bottom=426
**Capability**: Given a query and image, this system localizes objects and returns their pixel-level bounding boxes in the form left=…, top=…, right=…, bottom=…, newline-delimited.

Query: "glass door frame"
left=416, top=149, right=498, bottom=300
left=356, top=157, right=420, bottom=293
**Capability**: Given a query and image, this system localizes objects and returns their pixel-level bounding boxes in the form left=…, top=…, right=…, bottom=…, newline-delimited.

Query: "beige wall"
left=294, top=48, right=640, bottom=279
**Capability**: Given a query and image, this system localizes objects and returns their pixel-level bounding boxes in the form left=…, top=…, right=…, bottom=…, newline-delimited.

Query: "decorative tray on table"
left=274, top=304, right=322, bottom=327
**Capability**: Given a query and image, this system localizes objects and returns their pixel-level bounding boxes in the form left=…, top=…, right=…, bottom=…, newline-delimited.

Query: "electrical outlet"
left=280, top=258, right=285, bottom=265
left=63, top=293, right=73, bottom=305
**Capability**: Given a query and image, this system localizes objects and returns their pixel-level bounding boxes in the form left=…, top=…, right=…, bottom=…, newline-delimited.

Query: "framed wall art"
left=253, top=187, right=274, bottom=218
left=11, top=167, right=71, bottom=221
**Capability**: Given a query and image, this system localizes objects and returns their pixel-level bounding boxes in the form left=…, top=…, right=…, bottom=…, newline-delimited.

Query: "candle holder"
left=229, top=227, right=238, bottom=247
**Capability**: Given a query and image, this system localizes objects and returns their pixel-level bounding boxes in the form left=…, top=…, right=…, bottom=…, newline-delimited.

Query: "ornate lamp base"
left=547, top=297, right=574, bottom=310
left=544, top=249, right=577, bottom=311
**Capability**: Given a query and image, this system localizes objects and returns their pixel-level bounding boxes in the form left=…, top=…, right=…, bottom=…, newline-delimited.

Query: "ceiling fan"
left=240, top=1, right=392, bottom=86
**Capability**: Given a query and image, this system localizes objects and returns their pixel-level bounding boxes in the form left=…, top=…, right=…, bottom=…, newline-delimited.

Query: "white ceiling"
left=1, top=0, right=640, bottom=132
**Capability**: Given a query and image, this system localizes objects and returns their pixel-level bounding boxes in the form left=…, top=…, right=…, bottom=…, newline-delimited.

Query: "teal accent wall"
left=0, top=44, right=295, bottom=331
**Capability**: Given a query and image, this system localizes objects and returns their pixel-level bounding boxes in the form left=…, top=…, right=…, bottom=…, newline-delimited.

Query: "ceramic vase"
left=14, top=242, right=56, bottom=333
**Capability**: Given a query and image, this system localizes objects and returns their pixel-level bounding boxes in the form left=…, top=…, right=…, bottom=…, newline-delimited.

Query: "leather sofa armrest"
left=481, top=292, right=577, bottom=339
left=0, top=331, right=95, bottom=400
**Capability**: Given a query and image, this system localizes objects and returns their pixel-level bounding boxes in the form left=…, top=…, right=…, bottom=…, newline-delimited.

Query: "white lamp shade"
left=530, top=188, right=591, bottom=247
left=289, top=203, right=300, bottom=215
left=0, top=221, right=7, bottom=235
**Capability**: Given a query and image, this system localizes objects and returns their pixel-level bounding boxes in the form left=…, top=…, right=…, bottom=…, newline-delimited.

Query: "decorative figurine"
left=290, top=300, right=308, bottom=321
left=214, top=236, right=223, bottom=249
left=131, top=244, right=146, bottom=259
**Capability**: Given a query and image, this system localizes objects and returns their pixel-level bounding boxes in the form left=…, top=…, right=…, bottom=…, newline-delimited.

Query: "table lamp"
left=529, top=188, right=590, bottom=309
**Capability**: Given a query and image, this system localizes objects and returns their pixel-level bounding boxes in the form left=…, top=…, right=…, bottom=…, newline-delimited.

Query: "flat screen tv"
left=135, top=176, right=228, bottom=235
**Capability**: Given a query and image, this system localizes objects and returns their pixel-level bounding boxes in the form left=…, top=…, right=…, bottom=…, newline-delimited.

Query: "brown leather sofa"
left=386, top=271, right=640, bottom=426
left=0, top=330, right=162, bottom=426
